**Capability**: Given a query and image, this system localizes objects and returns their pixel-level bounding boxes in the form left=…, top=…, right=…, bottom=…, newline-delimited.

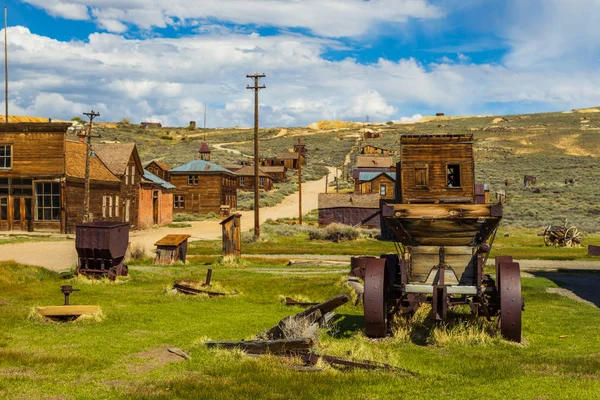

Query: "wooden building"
left=169, top=160, right=237, bottom=214
left=361, top=145, right=395, bottom=156
left=221, top=213, right=241, bottom=258
left=398, top=134, right=475, bottom=203
left=275, top=152, right=304, bottom=169
left=92, top=143, right=145, bottom=229
left=145, top=160, right=170, bottom=181
left=199, top=142, right=211, bottom=161
left=64, top=141, right=122, bottom=233
left=354, top=172, right=395, bottom=199
left=261, top=166, right=287, bottom=182
left=154, top=234, right=191, bottom=264
left=362, top=130, right=382, bottom=139
left=0, top=123, right=70, bottom=232
left=235, top=165, right=274, bottom=191
left=139, top=170, right=175, bottom=229
left=318, top=193, right=380, bottom=229
left=141, top=122, right=162, bottom=128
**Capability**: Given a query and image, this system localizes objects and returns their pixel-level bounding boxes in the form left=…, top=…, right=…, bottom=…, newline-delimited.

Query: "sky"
left=2, top=0, right=600, bottom=127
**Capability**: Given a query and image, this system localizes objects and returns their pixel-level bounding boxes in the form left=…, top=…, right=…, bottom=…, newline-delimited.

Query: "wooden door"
left=125, top=199, right=131, bottom=223
left=0, top=197, right=7, bottom=231
left=153, top=190, right=159, bottom=225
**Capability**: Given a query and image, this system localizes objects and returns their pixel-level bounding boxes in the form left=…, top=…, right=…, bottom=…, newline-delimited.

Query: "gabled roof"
left=358, top=172, right=396, bottom=182
left=199, top=142, right=211, bottom=153
left=224, top=165, right=244, bottom=172
left=143, top=169, right=176, bottom=189
left=318, top=193, right=380, bottom=209
left=356, top=156, right=394, bottom=168
left=65, top=141, right=120, bottom=182
left=170, top=159, right=236, bottom=174
left=146, top=160, right=170, bottom=171
left=235, top=165, right=273, bottom=178
left=352, top=167, right=390, bottom=179
left=261, top=166, right=286, bottom=173
left=92, top=143, right=143, bottom=176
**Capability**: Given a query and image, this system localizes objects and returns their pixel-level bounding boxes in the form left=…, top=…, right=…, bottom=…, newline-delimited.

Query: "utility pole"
left=325, top=174, right=328, bottom=194
left=246, top=73, right=266, bottom=239
left=203, top=104, right=207, bottom=141
left=297, top=137, right=303, bottom=225
left=336, top=167, right=339, bottom=193
left=4, top=5, right=8, bottom=123
left=81, top=110, right=101, bottom=223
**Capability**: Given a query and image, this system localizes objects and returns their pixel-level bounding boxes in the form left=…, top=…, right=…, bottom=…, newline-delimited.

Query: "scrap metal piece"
left=173, top=280, right=234, bottom=297
left=206, top=338, right=313, bottom=355
left=498, top=262, right=523, bottom=343
left=301, top=353, right=415, bottom=375
left=60, top=285, right=80, bottom=305
left=167, top=347, right=191, bottom=360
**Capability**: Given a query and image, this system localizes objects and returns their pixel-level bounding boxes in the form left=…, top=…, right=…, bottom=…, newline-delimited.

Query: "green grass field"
left=1, top=255, right=599, bottom=399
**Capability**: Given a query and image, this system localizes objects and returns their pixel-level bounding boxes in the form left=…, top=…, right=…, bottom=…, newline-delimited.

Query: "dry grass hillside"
left=81, top=110, right=600, bottom=232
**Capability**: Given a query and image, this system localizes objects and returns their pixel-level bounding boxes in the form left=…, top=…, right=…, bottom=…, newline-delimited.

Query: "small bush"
left=308, top=223, right=360, bottom=242
left=160, top=135, right=174, bottom=140
left=166, top=223, right=192, bottom=228
left=128, top=243, right=147, bottom=261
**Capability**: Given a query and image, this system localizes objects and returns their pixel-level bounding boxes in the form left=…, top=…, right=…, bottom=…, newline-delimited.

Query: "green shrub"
left=308, top=223, right=360, bottom=242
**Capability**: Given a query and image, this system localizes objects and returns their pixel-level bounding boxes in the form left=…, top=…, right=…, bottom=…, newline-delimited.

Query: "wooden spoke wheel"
left=498, top=262, right=523, bottom=343
left=363, top=259, right=389, bottom=338
left=543, top=228, right=553, bottom=247
left=564, top=227, right=581, bottom=247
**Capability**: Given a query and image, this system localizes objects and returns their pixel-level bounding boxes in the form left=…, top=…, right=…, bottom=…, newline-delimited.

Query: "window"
left=124, top=167, right=130, bottom=186
left=414, top=163, right=429, bottom=187
left=188, top=175, right=199, bottom=185
left=108, top=196, right=113, bottom=217
left=115, top=195, right=119, bottom=217
left=102, top=195, right=107, bottom=218
left=0, top=145, right=11, bottom=169
left=239, top=176, right=245, bottom=186
left=259, top=177, right=265, bottom=187
left=0, top=197, right=7, bottom=220
left=380, top=184, right=387, bottom=196
left=130, top=165, right=136, bottom=184
left=174, top=195, right=185, bottom=209
left=447, top=164, right=461, bottom=187
left=35, top=182, right=60, bottom=221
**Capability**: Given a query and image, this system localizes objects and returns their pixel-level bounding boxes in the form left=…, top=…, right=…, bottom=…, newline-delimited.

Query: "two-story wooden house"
left=169, top=159, right=237, bottom=214
left=92, top=143, right=145, bottom=228
left=234, top=165, right=274, bottom=191
left=398, top=134, right=475, bottom=203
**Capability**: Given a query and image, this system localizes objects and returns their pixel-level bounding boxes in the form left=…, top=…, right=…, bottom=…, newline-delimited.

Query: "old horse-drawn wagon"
left=352, top=135, right=524, bottom=342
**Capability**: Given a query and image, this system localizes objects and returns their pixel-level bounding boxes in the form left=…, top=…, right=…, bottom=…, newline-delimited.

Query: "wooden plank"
left=205, top=338, right=313, bottom=355
left=389, top=204, right=498, bottom=219
left=154, top=234, right=191, bottom=246
left=36, top=305, right=100, bottom=317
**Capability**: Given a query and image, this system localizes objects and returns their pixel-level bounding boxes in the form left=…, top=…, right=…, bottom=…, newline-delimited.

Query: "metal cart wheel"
left=498, top=262, right=523, bottom=343
left=363, top=259, right=389, bottom=338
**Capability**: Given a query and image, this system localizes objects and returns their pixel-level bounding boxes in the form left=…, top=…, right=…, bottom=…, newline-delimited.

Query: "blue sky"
left=3, top=0, right=600, bottom=127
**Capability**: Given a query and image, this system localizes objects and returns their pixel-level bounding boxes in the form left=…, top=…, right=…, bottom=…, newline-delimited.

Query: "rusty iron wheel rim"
left=363, top=259, right=388, bottom=338
left=498, top=262, right=522, bottom=343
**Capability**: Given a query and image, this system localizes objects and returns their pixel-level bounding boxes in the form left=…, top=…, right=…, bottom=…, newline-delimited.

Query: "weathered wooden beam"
left=205, top=338, right=313, bottom=355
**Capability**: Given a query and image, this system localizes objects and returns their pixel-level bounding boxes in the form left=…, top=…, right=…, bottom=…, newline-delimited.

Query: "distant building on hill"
left=141, top=122, right=162, bottom=128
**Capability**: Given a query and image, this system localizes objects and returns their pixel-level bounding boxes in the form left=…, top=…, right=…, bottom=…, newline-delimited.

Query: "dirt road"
left=0, top=168, right=335, bottom=272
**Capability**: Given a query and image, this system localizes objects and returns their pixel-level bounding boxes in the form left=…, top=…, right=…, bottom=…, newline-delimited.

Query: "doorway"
left=152, top=190, right=159, bottom=225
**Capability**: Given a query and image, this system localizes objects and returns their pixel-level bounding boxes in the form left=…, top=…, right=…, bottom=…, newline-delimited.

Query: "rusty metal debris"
left=206, top=338, right=313, bottom=355
left=301, top=353, right=415, bottom=374
left=589, top=245, right=600, bottom=256
left=173, top=280, right=235, bottom=297
left=285, top=297, right=319, bottom=307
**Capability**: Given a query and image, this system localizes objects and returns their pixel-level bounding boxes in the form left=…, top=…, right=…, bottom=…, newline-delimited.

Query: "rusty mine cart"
left=75, top=222, right=130, bottom=280
left=352, top=135, right=524, bottom=342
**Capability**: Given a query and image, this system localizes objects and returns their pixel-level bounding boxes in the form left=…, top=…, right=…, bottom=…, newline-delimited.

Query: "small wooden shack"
left=399, top=134, right=475, bottom=204
left=221, top=213, right=241, bottom=258
left=318, top=193, right=380, bottom=228
left=235, top=165, right=274, bottom=191
left=361, top=145, right=395, bottom=156
left=275, top=152, right=304, bottom=169
left=355, top=172, right=396, bottom=199
left=154, top=234, right=191, bottom=264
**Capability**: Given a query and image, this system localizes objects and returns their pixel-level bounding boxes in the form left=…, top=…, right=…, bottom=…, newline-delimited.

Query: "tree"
left=71, top=116, right=84, bottom=123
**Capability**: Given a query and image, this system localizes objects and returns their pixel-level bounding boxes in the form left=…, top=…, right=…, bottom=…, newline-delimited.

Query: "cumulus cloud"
left=23, top=0, right=442, bottom=36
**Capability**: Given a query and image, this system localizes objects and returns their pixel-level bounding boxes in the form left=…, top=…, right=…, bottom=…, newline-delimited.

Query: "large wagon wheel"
left=363, top=259, right=389, bottom=338
left=564, top=227, right=581, bottom=247
left=498, top=262, right=523, bottom=343
left=543, top=227, right=553, bottom=247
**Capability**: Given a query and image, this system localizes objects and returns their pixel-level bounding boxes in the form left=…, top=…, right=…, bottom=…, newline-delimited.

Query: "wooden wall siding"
left=171, top=173, right=237, bottom=214
left=64, top=179, right=121, bottom=234
left=0, top=132, right=66, bottom=177
left=118, top=155, right=143, bottom=228
left=400, top=143, right=475, bottom=203
left=361, top=145, right=394, bottom=155
left=319, top=208, right=380, bottom=229
left=358, top=175, right=395, bottom=199
left=146, top=163, right=169, bottom=181
left=221, top=214, right=241, bottom=258
left=237, top=175, right=273, bottom=192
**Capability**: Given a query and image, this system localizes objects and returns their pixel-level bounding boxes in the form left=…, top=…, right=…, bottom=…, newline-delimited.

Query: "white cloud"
left=23, top=0, right=442, bottom=37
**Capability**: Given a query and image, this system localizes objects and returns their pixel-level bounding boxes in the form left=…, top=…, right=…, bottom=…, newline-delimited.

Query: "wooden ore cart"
left=352, top=135, right=524, bottom=342
left=75, top=222, right=130, bottom=280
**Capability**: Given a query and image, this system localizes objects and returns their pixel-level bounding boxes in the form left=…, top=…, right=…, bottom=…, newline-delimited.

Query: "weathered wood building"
left=354, top=172, right=396, bottom=200
left=398, top=134, right=475, bottom=203
left=92, top=143, right=145, bottom=229
left=169, top=160, right=237, bottom=214
left=234, top=165, right=274, bottom=191
left=145, top=160, right=170, bottom=181
left=261, top=166, right=287, bottom=182
left=318, top=193, right=380, bottom=229
left=356, top=156, right=395, bottom=170
left=275, top=152, right=304, bottom=169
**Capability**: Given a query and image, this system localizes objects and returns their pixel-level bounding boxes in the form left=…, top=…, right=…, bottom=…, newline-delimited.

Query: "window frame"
left=259, top=177, right=265, bottom=187
left=380, top=184, right=387, bottom=196
left=34, top=181, right=61, bottom=222
left=446, top=163, right=462, bottom=188
left=174, top=195, right=185, bottom=209
left=0, top=144, right=12, bottom=170
left=188, top=175, right=199, bottom=185
left=413, top=163, right=429, bottom=189
left=239, top=176, right=245, bottom=186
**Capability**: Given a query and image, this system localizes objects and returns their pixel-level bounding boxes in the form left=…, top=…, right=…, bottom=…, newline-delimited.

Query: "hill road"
left=0, top=167, right=335, bottom=272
